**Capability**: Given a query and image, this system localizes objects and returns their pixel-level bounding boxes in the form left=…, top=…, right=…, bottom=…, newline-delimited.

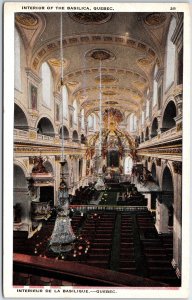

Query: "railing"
left=14, top=129, right=86, bottom=149
left=70, top=205, right=148, bottom=212
left=139, top=126, right=181, bottom=148
left=14, top=128, right=29, bottom=139
left=37, top=134, right=54, bottom=141
left=13, top=253, right=167, bottom=287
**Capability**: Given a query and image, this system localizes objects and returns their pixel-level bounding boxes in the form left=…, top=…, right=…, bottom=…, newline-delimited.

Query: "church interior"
left=13, top=12, right=183, bottom=287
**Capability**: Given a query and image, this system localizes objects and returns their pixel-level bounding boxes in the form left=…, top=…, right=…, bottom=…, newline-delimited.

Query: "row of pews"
left=13, top=209, right=180, bottom=287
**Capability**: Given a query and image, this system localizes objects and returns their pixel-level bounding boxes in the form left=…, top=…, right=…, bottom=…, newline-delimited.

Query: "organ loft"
left=12, top=11, right=183, bottom=287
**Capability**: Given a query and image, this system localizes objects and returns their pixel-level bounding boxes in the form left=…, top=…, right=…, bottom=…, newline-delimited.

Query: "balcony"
left=138, top=126, right=181, bottom=149
left=14, top=129, right=86, bottom=150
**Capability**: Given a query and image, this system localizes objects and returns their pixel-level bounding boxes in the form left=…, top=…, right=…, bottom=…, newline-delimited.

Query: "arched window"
left=141, top=111, right=144, bottom=126
left=81, top=109, right=85, bottom=129
left=130, top=113, right=137, bottom=132
left=62, top=85, right=68, bottom=119
left=88, top=114, right=94, bottom=129
left=146, top=100, right=150, bottom=118
left=153, top=64, right=158, bottom=107
left=41, top=62, right=52, bottom=108
left=14, top=28, right=21, bottom=91
left=165, top=17, right=177, bottom=90
left=93, top=114, right=98, bottom=131
left=124, top=156, right=133, bottom=175
left=73, top=99, right=78, bottom=124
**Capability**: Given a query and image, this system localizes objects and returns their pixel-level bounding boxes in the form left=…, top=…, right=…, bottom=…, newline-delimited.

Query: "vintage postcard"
left=3, top=2, right=190, bottom=298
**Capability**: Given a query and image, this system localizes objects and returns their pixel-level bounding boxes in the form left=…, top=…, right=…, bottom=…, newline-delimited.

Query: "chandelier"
left=49, top=13, right=76, bottom=253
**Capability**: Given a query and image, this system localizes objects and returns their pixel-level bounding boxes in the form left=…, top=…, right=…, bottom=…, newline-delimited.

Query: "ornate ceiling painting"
left=15, top=12, right=171, bottom=118
left=69, top=12, right=113, bottom=25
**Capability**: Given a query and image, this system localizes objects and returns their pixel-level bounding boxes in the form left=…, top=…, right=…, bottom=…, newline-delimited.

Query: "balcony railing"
left=138, top=126, right=181, bottom=148
left=14, top=129, right=86, bottom=149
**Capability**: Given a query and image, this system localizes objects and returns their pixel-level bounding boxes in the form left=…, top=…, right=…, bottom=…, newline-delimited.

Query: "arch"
left=161, top=165, right=174, bottom=228
left=72, top=130, right=78, bottom=142
left=162, top=166, right=174, bottom=193
left=145, top=126, right=149, bottom=141
left=14, top=103, right=28, bottom=131
left=151, top=162, right=157, bottom=181
left=81, top=134, right=86, bottom=144
left=14, top=160, right=29, bottom=177
left=14, top=164, right=28, bottom=188
left=162, top=101, right=176, bottom=131
left=13, top=164, right=28, bottom=224
left=37, top=117, right=55, bottom=136
left=59, top=125, right=69, bottom=140
left=151, top=117, right=158, bottom=137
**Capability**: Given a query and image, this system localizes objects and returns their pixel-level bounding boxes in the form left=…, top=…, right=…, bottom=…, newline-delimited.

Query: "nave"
left=12, top=10, right=183, bottom=289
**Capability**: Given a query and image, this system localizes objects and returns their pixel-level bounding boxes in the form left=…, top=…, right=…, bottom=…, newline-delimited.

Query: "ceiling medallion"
left=145, top=13, right=167, bottom=26
left=86, top=49, right=115, bottom=61
left=103, top=90, right=117, bottom=96
left=69, top=13, right=112, bottom=25
left=95, top=74, right=117, bottom=84
left=15, top=13, right=38, bottom=27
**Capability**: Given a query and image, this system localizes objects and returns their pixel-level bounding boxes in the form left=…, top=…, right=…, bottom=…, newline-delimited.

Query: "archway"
left=13, top=165, right=28, bottom=224
left=162, top=166, right=174, bottom=231
left=151, top=118, right=158, bottom=138
left=124, top=156, right=133, bottom=175
left=59, top=126, right=69, bottom=140
left=14, top=104, right=28, bottom=131
left=162, top=101, right=176, bottom=131
left=145, top=127, right=149, bottom=141
left=72, top=130, right=78, bottom=142
left=37, top=117, right=55, bottom=137
left=81, top=134, right=86, bottom=144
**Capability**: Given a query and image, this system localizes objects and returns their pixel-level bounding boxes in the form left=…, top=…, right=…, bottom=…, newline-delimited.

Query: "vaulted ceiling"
left=15, top=12, right=174, bottom=118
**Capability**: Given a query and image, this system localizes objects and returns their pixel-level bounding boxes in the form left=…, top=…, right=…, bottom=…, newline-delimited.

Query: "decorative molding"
left=25, top=68, right=42, bottom=84
left=31, top=34, right=157, bottom=72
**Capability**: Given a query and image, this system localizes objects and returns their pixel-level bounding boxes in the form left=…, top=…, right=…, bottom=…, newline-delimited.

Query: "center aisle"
left=99, top=190, right=118, bottom=205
